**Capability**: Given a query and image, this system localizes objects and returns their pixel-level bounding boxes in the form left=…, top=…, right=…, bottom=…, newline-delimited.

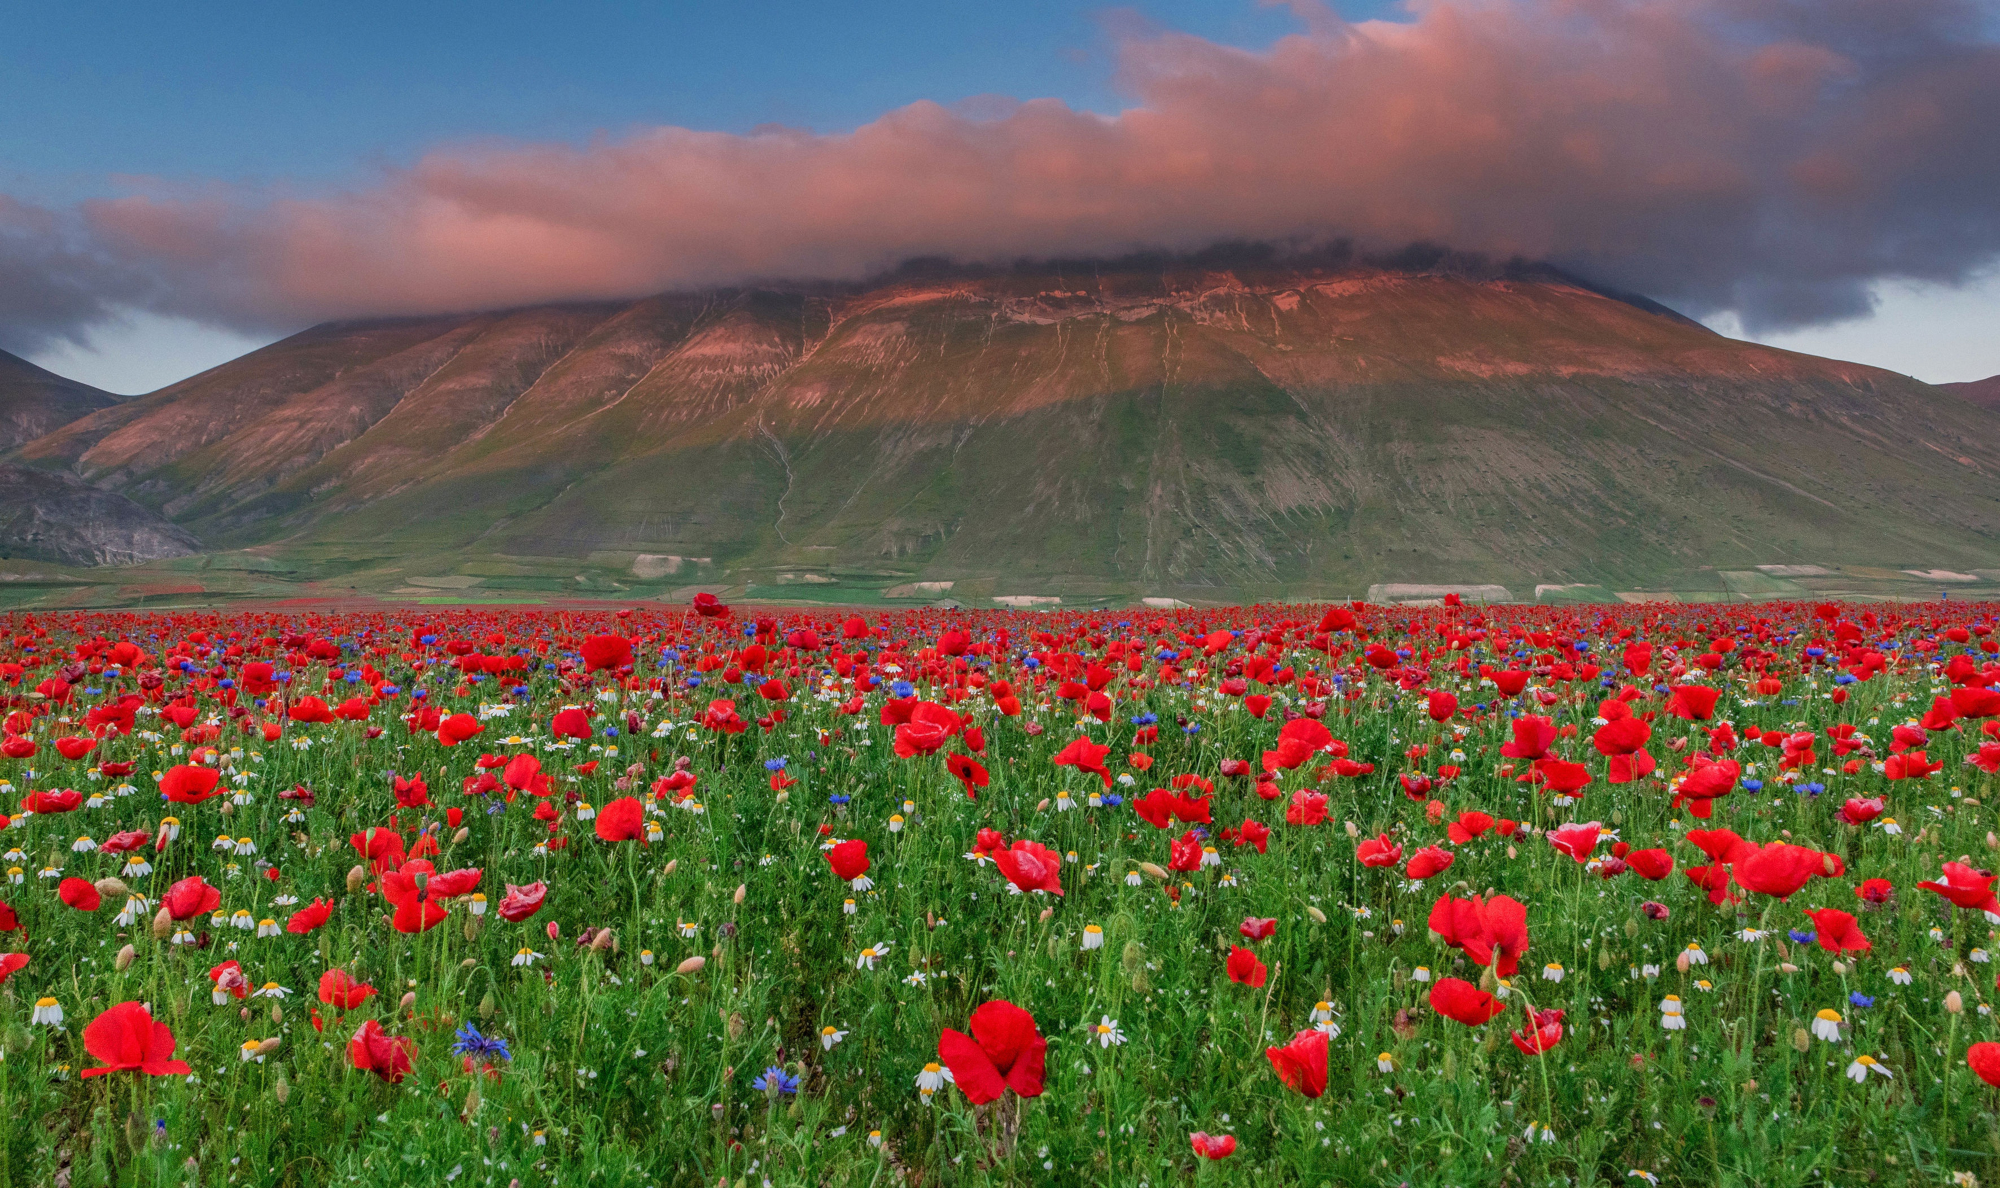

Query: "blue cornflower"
left=450, top=1023, right=513, bottom=1062
left=752, top=1066, right=800, bottom=1095
left=1130, top=712, right=1158, bottom=726
left=829, top=793, right=851, bottom=806
left=764, top=757, right=788, bottom=772
left=1102, top=793, right=1123, bottom=808
left=1788, top=929, right=1816, bottom=945
left=891, top=680, right=916, bottom=699
left=1849, top=992, right=1875, bottom=1009
left=1741, top=779, right=1763, bottom=792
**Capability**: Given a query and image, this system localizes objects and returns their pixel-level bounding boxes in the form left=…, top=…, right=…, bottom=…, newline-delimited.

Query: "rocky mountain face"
left=1942, top=375, right=2000, bottom=409
left=9, top=253, right=2000, bottom=592
left=0, top=348, right=121, bottom=451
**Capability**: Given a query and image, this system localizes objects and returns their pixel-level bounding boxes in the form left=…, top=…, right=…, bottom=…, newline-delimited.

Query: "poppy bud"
left=1306, top=906, right=1327, bottom=924
left=256, top=1037, right=282, bottom=1057
left=1947, top=990, right=1965, bottom=1013
left=346, top=864, right=367, bottom=893
left=590, top=929, right=616, bottom=952
left=1791, top=1028, right=1810, bottom=1052
left=152, top=905, right=173, bottom=938
left=1035, top=798, right=1049, bottom=812
left=274, top=1073, right=290, bottom=1104
left=400, top=992, right=416, bottom=1010
left=115, top=944, right=136, bottom=971
left=219, top=801, right=234, bottom=817
left=271, top=1004, right=283, bottom=1025
left=240, top=1007, right=251, bottom=1021
left=1139, top=862, right=1168, bottom=881
left=460, top=958, right=477, bottom=969
left=676, top=956, right=706, bottom=975
left=465, top=1083, right=482, bottom=1117
left=1506, top=845, right=1518, bottom=859
left=1831, top=960, right=1847, bottom=975
left=479, top=991, right=496, bottom=1019
left=95, top=877, right=131, bottom=898
left=1344, top=821, right=1360, bottom=838
left=664, top=860, right=678, bottom=876
left=452, top=827, right=470, bottom=845
left=1675, top=950, right=1691, bottom=974
left=1778, top=962, right=1800, bottom=973
left=1988, top=832, right=1998, bottom=850
left=1038, top=907, right=1054, bottom=923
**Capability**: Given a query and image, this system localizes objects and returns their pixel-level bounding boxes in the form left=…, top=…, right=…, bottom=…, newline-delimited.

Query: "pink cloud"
left=24, top=0, right=2000, bottom=339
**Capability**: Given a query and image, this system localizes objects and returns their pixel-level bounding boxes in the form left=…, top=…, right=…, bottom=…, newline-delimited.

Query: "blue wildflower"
left=1849, top=992, right=1875, bottom=1009
left=450, top=1023, right=513, bottom=1062
left=751, top=1066, right=800, bottom=1095
left=1788, top=929, right=1816, bottom=945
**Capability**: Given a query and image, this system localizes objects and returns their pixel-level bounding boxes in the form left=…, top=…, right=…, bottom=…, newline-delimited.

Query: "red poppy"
left=580, top=634, right=633, bottom=672
left=0, top=952, right=26, bottom=984
left=159, top=763, right=224, bottom=804
left=391, top=774, right=430, bottom=808
left=594, top=796, right=646, bottom=842
left=318, top=968, right=376, bottom=1010
left=1625, top=848, right=1675, bottom=880
left=1284, top=790, right=1329, bottom=826
left=1916, top=862, right=2000, bottom=913
left=1226, top=945, right=1269, bottom=987
left=1732, top=842, right=1829, bottom=900
left=983, top=838, right=1059, bottom=895
left=944, top=752, right=989, bottom=797
left=1239, top=916, right=1277, bottom=940
left=1357, top=833, right=1403, bottom=867
left=1970, top=1042, right=2000, bottom=1088
left=1429, top=977, right=1506, bottom=1026
left=286, top=897, right=334, bottom=934
left=1235, top=818, right=1271, bottom=853
left=498, top=881, right=548, bottom=921
left=1265, top=1028, right=1328, bottom=1097
left=1405, top=845, right=1454, bottom=880
left=57, top=877, right=101, bottom=911
left=436, top=714, right=484, bottom=746
left=1510, top=1007, right=1564, bottom=1055
left=348, top=1019, right=415, bottom=1084
left=162, top=875, right=221, bottom=920
left=79, top=1002, right=191, bottom=1078
left=1666, top=684, right=1722, bottom=720
left=1190, top=1132, right=1237, bottom=1159
left=1500, top=716, right=1556, bottom=760
left=937, top=1000, right=1045, bottom=1103
left=1446, top=811, right=1494, bottom=845
left=551, top=707, right=593, bottom=740
left=1854, top=877, right=1893, bottom=905
left=827, top=839, right=870, bottom=882
left=1427, top=893, right=1530, bottom=976
left=1052, top=736, right=1113, bottom=787
left=1803, top=907, right=1871, bottom=953
left=1546, top=822, right=1601, bottom=863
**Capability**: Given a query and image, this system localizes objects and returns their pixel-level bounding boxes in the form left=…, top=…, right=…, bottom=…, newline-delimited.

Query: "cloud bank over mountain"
left=3, top=0, right=1996, bottom=354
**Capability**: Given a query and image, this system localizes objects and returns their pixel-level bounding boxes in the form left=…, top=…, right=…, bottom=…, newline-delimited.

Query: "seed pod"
left=452, top=827, right=470, bottom=845
left=151, top=905, right=174, bottom=938
left=346, top=864, right=368, bottom=893
left=676, top=955, right=706, bottom=975
left=1791, top=1027, right=1810, bottom=1052
left=479, top=991, right=496, bottom=1019
left=273, top=1073, right=291, bottom=1104
left=94, top=877, right=132, bottom=898
left=115, top=944, right=136, bottom=971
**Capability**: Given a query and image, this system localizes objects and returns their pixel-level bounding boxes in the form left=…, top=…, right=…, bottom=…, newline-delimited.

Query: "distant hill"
left=1942, top=375, right=2000, bottom=408
left=0, top=347, right=121, bottom=451
left=10, top=252, right=2000, bottom=595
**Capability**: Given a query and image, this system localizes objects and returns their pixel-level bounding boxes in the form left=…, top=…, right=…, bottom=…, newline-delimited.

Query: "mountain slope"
left=0, top=348, right=121, bottom=451
left=1943, top=375, right=2000, bottom=409
left=12, top=255, right=2000, bottom=594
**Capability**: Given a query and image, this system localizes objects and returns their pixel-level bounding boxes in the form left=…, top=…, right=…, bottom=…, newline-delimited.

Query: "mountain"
left=1943, top=375, right=2000, bottom=409
left=10, top=250, right=2000, bottom=598
left=0, top=347, right=121, bottom=451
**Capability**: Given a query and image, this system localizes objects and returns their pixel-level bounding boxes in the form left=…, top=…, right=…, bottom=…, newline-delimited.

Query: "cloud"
left=19, top=0, right=2000, bottom=342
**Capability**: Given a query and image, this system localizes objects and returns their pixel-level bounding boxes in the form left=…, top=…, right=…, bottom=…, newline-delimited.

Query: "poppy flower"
left=1916, top=862, right=2000, bottom=913
left=498, top=881, right=548, bottom=921
left=1546, top=822, right=1602, bottom=863
left=57, top=877, right=101, bottom=911
left=79, top=1002, right=190, bottom=1078
left=827, top=839, right=870, bottom=882
left=318, top=968, right=376, bottom=1010
left=1447, top=811, right=1494, bottom=845
left=937, top=1000, right=1045, bottom=1104
left=1405, top=845, right=1454, bottom=880
left=1854, top=878, right=1893, bottom=905
left=1052, top=736, right=1113, bottom=788
left=1226, top=945, right=1269, bottom=987
left=1265, top=1028, right=1328, bottom=1097
left=1430, top=977, right=1506, bottom=1026
left=1666, top=685, right=1722, bottom=720
left=0, top=952, right=26, bottom=984
left=1804, top=908, right=1871, bottom=953
left=20, top=789, right=82, bottom=814
left=391, top=774, right=430, bottom=808
left=1284, top=790, right=1329, bottom=826
left=1428, top=893, right=1530, bottom=975
left=1426, top=690, right=1458, bottom=722
left=1625, top=848, right=1674, bottom=880
left=1535, top=759, right=1591, bottom=796
left=1168, top=830, right=1203, bottom=872
left=54, top=736, right=94, bottom=761
left=436, top=714, right=484, bottom=746
left=1970, top=1042, right=2000, bottom=1088
left=160, top=764, right=223, bottom=804
left=162, top=875, right=221, bottom=920
left=944, top=752, right=988, bottom=797
left=348, top=1019, right=415, bottom=1084
left=1239, top=916, right=1277, bottom=940
left=1190, top=1132, right=1237, bottom=1159
left=1500, top=716, right=1556, bottom=760
left=692, top=591, right=729, bottom=617
left=1510, top=1007, right=1564, bottom=1055
left=1235, top=818, right=1271, bottom=853
left=1357, top=833, right=1404, bottom=867
left=579, top=634, right=633, bottom=672
left=994, top=841, right=1063, bottom=896
left=1733, top=842, right=1830, bottom=900
left=594, top=796, right=646, bottom=842
left=551, top=708, right=592, bottom=740
left=286, top=897, right=334, bottom=934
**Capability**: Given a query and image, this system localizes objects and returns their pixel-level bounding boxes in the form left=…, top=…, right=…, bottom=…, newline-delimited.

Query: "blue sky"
left=9, top=1, right=1999, bottom=393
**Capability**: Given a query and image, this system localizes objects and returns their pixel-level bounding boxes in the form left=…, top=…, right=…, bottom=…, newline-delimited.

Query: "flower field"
left=4, top=598, right=2000, bottom=1187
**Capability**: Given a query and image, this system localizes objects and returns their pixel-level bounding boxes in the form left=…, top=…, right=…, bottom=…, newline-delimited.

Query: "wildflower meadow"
left=3, top=597, right=2000, bottom=1188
